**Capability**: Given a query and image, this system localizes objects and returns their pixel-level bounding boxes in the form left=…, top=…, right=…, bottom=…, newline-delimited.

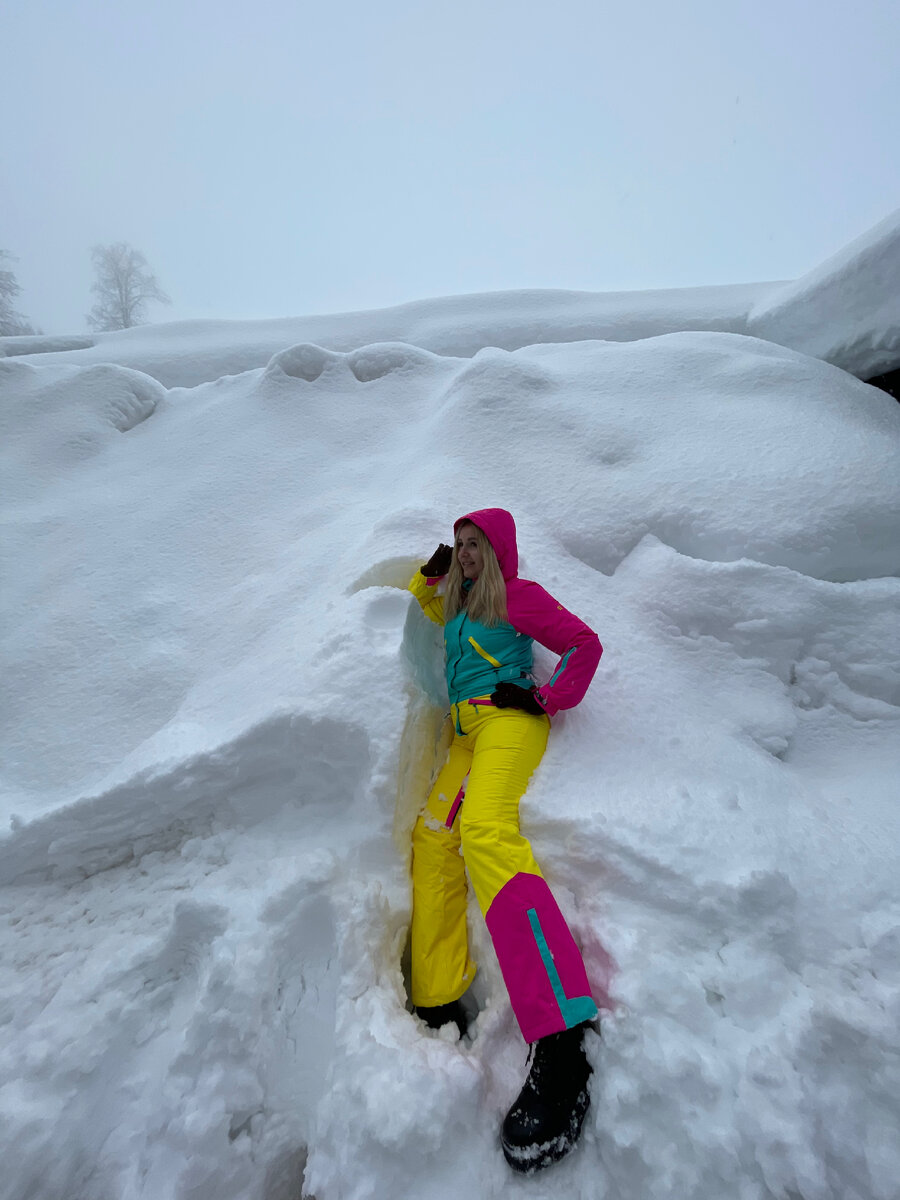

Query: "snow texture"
left=1, top=220, right=899, bottom=1200
left=747, top=207, right=900, bottom=379
left=2, top=280, right=776, bottom=388
left=0, top=334, right=95, bottom=357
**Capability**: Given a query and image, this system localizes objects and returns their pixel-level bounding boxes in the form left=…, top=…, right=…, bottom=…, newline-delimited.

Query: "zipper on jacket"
left=447, top=611, right=467, bottom=711
left=467, top=636, right=502, bottom=668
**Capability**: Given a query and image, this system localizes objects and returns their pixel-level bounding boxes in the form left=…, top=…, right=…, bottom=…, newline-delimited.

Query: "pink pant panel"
left=485, top=871, right=597, bottom=1042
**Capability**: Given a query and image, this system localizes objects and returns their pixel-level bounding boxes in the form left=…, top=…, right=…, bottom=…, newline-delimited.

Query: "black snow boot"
left=501, top=1022, right=593, bottom=1173
left=414, top=1000, right=468, bottom=1038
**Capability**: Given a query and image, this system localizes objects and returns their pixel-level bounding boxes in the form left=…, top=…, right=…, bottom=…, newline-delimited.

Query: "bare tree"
left=0, top=249, right=37, bottom=336
left=87, top=242, right=171, bottom=331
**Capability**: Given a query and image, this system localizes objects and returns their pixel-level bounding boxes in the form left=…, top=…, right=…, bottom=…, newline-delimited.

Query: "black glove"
left=421, top=543, right=453, bottom=578
left=491, top=681, right=545, bottom=715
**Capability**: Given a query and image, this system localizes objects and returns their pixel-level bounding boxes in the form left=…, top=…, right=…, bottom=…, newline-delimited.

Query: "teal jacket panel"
left=443, top=608, right=535, bottom=704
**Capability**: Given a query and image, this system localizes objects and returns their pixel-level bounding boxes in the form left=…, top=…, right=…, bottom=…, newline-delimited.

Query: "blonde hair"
left=443, top=523, right=508, bottom=626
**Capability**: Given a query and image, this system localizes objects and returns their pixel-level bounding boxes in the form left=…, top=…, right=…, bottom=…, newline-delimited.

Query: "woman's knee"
left=459, top=802, right=519, bottom=858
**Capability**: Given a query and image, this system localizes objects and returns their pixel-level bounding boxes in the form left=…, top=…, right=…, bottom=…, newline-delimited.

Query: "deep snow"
left=1, top=217, right=899, bottom=1200
left=1, top=280, right=777, bottom=389
left=747, top=206, right=900, bottom=380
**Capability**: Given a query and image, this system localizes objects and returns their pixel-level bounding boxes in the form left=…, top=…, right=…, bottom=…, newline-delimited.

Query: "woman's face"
left=455, top=523, right=484, bottom=580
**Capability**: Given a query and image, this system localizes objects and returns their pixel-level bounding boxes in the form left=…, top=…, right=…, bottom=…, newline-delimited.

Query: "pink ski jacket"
left=452, top=508, right=602, bottom=717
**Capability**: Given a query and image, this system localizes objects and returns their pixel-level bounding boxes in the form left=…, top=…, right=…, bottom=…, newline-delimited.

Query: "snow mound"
left=6, top=281, right=775, bottom=388
left=747, top=207, right=900, bottom=378
left=0, top=333, right=95, bottom=356
left=0, top=711, right=371, bottom=886
left=431, top=332, right=899, bottom=582
left=0, top=360, right=164, bottom=498
left=1, top=307, right=899, bottom=1200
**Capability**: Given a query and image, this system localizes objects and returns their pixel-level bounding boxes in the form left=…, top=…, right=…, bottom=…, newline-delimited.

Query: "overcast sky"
left=2, top=0, right=898, bottom=334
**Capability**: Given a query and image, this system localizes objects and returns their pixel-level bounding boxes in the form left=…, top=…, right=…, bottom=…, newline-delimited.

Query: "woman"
left=407, top=507, right=603, bottom=1173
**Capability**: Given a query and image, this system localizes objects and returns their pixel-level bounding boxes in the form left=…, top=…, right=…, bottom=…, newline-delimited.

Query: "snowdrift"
left=1, top=281, right=775, bottom=389
left=747, top=207, right=900, bottom=379
left=1, top=220, right=899, bottom=1200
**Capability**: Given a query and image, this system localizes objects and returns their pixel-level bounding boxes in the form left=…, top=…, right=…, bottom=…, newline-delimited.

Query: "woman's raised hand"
left=421, top=543, right=454, bottom=578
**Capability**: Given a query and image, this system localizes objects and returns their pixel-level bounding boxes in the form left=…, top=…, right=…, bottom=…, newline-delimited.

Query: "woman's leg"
left=459, top=707, right=597, bottom=1043
left=409, top=736, right=477, bottom=1007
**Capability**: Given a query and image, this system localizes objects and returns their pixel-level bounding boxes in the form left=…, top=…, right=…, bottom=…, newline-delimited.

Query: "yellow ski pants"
left=410, top=699, right=597, bottom=1042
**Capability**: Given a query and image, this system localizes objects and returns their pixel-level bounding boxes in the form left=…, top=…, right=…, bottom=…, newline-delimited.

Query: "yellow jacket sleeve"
left=408, top=569, right=445, bottom=626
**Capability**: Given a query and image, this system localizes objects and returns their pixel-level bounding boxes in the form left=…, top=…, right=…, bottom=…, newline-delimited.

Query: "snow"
left=747, top=207, right=900, bottom=379
left=3, top=281, right=776, bottom=389
left=2, top=226, right=900, bottom=1200
left=0, top=334, right=94, bottom=357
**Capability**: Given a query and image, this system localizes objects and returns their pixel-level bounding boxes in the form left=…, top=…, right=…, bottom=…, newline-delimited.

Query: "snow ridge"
left=748, top=207, right=900, bottom=378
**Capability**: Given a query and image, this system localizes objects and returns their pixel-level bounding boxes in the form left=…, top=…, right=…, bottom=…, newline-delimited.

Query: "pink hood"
left=454, top=508, right=519, bottom=581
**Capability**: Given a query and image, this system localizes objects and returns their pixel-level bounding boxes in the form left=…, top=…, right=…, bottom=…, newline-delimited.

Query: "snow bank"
left=747, top=207, right=900, bottom=379
left=1, top=312, right=899, bottom=1200
left=0, top=360, right=165, bottom=501
left=0, top=333, right=95, bottom=356
left=4, top=281, right=775, bottom=388
left=7, top=206, right=897, bottom=396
